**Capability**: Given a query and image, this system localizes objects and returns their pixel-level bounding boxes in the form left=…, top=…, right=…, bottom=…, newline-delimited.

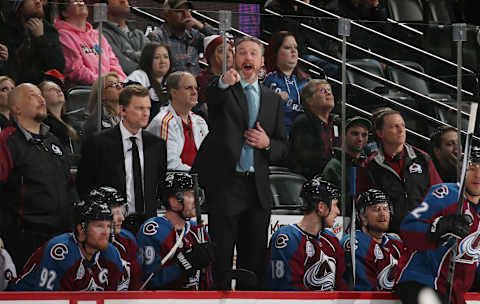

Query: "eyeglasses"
left=317, top=88, right=332, bottom=94
left=71, top=1, right=85, bottom=5
left=0, top=87, right=13, bottom=93
left=105, top=82, right=124, bottom=89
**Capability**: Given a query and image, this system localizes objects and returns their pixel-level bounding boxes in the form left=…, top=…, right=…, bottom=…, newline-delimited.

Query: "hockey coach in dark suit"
left=77, top=85, right=167, bottom=233
left=194, top=36, right=288, bottom=290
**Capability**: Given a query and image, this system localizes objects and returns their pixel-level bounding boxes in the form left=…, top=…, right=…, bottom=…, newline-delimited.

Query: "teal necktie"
left=238, top=85, right=256, bottom=171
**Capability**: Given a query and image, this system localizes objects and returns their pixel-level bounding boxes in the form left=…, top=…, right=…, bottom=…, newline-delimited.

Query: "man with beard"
left=194, top=36, right=288, bottom=289
left=396, top=146, right=480, bottom=304
left=341, top=189, right=403, bottom=291
left=3, top=0, right=65, bottom=84
left=10, top=198, right=125, bottom=291
left=102, top=0, right=150, bottom=75
left=149, top=0, right=217, bottom=75
left=322, top=116, right=371, bottom=215
left=0, top=83, right=72, bottom=271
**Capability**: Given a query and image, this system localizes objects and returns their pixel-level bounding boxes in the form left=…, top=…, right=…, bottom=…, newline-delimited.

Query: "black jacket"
left=2, top=13, right=65, bottom=84
left=0, top=123, right=72, bottom=235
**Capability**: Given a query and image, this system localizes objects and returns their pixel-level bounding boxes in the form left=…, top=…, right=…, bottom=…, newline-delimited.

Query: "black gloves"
left=176, top=242, right=215, bottom=275
left=429, top=214, right=472, bottom=242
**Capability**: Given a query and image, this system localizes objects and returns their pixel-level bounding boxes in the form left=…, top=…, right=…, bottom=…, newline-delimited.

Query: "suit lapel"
left=112, top=125, right=127, bottom=194
left=142, top=130, right=152, bottom=202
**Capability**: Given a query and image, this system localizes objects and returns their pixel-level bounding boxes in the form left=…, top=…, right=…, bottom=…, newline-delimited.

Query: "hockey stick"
left=446, top=102, right=478, bottom=304
left=349, top=166, right=357, bottom=289
left=139, top=222, right=189, bottom=290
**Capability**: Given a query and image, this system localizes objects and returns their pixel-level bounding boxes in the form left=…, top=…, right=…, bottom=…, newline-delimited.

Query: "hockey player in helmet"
left=89, top=186, right=142, bottom=290
left=341, top=189, right=403, bottom=291
left=10, top=198, right=125, bottom=291
left=137, top=172, right=214, bottom=290
left=266, top=177, right=347, bottom=291
left=396, top=146, right=480, bottom=304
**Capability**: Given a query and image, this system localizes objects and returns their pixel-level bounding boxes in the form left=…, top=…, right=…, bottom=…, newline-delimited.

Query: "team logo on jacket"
left=84, top=278, right=105, bottom=291
left=303, top=251, right=336, bottom=291
left=98, top=268, right=109, bottom=285
left=76, top=262, right=85, bottom=280
left=374, top=244, right=384, bottom=261
left=457, top=230, right=480, bottom=263
left=274, top=234, right=289, bottom=249
left=408, top=163, right=422, bottom=174
left=376, top=255, right=398, bottom=290
left=50, top=244, right=68, bottom=260
left=51, top=144, right=63, bottom=156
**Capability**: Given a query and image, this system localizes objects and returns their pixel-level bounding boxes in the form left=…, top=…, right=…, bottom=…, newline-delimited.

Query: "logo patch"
left=143, top=221, right=159, bottom=236
left=51, top=144, right=63, bottom=156
left=50, top=244, right=68, bottom=261
left=408, top=163, right=422, bottom=174
left=306, top=240, right=315, bottom=258
left=275, top=234, right=289, bottom=249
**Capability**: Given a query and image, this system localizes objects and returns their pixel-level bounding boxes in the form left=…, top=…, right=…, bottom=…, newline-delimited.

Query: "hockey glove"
left=429, top=214, right=472, bottom=242
left=176, top=243, right=215, bottom=275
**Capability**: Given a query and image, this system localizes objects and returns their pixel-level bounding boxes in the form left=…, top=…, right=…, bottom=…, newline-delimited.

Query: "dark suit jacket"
left=193, top=76, right=288, bottom=212
left=76, top=125, right=167, bottom=218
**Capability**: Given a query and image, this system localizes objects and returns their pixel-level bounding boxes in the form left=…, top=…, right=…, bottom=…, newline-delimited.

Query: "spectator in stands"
left=137, top=172, right=214, bottom=290
left=266, top=178, right=347, bottom=291
left=0, top=76, right=14, bottom=131
left=39, top=79, right=81, bottom=165
left=430, top=125, right=459, bottom=183
left=77, top=85, right=167, bottom=234
left=196, top=34, right=234, bottom=107
left=356, top=110, right=442, bottom=233
left=289, top=79, right=338, bottom=178
left=0, top=44, right=7, bottom=76
left=149, top=0, right=217, bottom=75
left=83, top=72, right=123, bottom=137
left=326, top=0, right=388, bottom=21
left=127, top=43, right=172, bottom=122
left=0, top=83, right=73, bottom=271
left=54, top=0, right=126, bottom=87
left=264, top=31, right=311, bottom=136
left=147, top=71, right=208, bottom=171
left=341, top=189, right=403, bottom=291
left=10, top=198, right=125, bottom=291
left=364, top=106, right=392, bottom=157
left=322, top=116, right=370, bottom=215
left=102, top=0, right=150, bottom=75
left=2, top=0, right=65, bottom=84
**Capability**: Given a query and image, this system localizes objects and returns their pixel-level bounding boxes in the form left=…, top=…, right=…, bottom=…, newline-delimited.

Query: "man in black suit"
left=77, top=85, right=167, bottom=234
left=194, top=36, right=288, bottom=290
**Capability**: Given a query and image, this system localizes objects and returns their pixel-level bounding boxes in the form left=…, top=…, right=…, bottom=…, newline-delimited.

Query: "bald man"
left=0, top=83, right=73, bottom=271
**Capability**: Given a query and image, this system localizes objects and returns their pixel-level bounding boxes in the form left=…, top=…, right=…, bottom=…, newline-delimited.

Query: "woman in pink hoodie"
left=54, top=0, right=126, bottom=87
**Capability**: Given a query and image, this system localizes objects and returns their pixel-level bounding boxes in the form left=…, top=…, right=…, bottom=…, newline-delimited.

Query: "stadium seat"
left=346, top=58, right=388, bottom=94
left=66, top=86, right=91, bottom=113
left=424, top=0, right=452, bottom=24
left=386, top=60, right=453, bottom=122
left=388, top=0, right=424, bottom=22
left=269, top=169, right=306, bottom=211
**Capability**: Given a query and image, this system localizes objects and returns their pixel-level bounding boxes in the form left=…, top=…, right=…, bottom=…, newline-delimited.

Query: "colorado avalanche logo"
left=50, top=244, right=68, bottom=261
left=377, top=255, right=398, bottom=290
left=143, top=221, right=159, bottom=236
left=303, top=251, right=336, bottom=291
left=457, top=230, right=480, bottom=264
left=98, top=268, right=109, bottom=285
left=83, top=278, right=105, bottom=291
left=274, top=234, right=289, bottom=249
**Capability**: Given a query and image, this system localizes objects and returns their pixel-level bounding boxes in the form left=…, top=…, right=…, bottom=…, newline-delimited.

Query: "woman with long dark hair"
left=127, top=42, right=172, bottom=121
left=263, top=31, right=311, bottom=136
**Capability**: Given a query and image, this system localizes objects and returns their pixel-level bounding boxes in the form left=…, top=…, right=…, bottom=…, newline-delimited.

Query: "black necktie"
left=130, top=137, right=144, bottom=214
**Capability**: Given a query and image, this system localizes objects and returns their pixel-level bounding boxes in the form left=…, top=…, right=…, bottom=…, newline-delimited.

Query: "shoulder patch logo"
left=432, top=184, right=449, bottom=199
left=50, top=243, right=68, bottom=261
left=275, top=233, right=289, bottom=249
left=143, top=221, right=159, bottom=236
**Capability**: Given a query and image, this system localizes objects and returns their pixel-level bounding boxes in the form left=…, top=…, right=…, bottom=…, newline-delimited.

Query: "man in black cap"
left=322, top=116, right=371, bottom=215
left=148, top=0, right=217, bottom=75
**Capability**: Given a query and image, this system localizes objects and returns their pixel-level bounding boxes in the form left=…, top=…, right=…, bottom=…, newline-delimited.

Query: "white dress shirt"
left=119, top=120, right=145, bottom=215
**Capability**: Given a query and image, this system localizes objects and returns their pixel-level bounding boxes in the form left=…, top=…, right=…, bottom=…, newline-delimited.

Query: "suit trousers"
left=207, top=174, right=270, bottom=290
